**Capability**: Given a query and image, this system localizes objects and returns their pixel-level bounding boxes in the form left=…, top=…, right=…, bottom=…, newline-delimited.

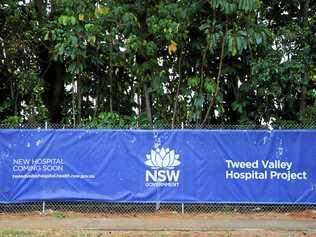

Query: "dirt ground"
left=0, top=230, right=315, bottom=237
left=1, top=210, right=316, bottom=236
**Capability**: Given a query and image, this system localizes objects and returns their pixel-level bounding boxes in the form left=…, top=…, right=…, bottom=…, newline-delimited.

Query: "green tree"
left=0, top=0, right=315, bottom=127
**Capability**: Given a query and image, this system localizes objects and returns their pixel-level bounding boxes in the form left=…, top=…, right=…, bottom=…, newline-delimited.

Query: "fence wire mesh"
left=0, top=122, right=316, bottom=218
left=1, top=202, right=316, bottom=218
left=1, top=121, right=316, bottom=129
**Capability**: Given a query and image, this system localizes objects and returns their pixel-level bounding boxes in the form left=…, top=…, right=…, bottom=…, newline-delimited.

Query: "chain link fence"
left=2, top=201, right=316, bottom=218
left=1, top=122, right=316, bottom=218
left=1, top=121, right=316, bottom=129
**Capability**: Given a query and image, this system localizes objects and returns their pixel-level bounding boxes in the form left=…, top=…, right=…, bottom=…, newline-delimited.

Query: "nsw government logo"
left=144, top=147, right=181, bottom=187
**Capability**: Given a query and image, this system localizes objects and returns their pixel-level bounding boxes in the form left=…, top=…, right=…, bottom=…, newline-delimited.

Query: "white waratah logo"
left=145, top=148, right=181, bottom=169
left=144, top=147, right=181, bottom=187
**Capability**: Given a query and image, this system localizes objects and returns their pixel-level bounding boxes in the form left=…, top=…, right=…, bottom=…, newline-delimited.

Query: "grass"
left=50, top=210, right=66, bottom=219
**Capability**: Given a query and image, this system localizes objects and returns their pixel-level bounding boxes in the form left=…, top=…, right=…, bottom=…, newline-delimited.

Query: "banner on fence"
left=0, top=129, right=316, bottom=204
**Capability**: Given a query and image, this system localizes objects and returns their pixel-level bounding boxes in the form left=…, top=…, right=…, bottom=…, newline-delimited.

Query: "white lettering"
left=225, top=160, right=258, bottom=169
left=145, top=170, right=156, bottom=182
left=13, top=159, right=30, bottom=165
left=270, top=171, right=307, bottom=181
left=145, top=170, right=180, bottom=183
left=166, top=170, right=180, bottom=182
left=261, top=160, right=292, bottom=171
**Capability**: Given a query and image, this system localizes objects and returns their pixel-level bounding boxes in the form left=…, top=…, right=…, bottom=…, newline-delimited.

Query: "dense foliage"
left=1, top=0, right=315, bottom=126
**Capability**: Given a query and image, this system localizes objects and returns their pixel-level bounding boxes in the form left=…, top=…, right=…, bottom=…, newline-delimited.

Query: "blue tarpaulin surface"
left=0, top=129, right=316, bottom=204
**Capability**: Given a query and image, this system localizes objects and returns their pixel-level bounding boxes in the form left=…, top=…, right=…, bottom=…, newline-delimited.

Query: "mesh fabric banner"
left=0, top=129, right=316, bottom=204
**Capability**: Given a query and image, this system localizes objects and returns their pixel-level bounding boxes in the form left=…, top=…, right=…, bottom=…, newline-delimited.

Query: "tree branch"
left=201, top=20, right=228, bottom=126
left=171, top=53, right=182, bottom=128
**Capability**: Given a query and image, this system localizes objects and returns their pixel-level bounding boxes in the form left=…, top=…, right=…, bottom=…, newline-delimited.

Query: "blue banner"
left=0, top=129, right=316, bottom=204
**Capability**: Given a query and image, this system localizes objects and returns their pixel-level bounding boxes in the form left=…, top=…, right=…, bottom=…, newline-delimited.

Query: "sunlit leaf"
left=168, top=40, right=177, bottom=55
left=79, top=14, right=85, bottom=21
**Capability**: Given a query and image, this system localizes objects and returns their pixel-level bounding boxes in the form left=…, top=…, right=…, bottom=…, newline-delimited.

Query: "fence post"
left=42, top=201, right=46, bottom=215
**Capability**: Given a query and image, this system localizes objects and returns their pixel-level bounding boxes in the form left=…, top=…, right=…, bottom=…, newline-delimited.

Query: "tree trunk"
left=71, top=77, right=76, bottom=126
left=299, top=84, right=307, bottom=113
left=144, top=83, right=153, bottom=126
left=172, top=54, right=182, bottom=128
left=109, top=65, right=113, bottom=113
left=201, top=22, right=227, bottom=126
left=35, top=0, right=66, bottom=123
left=40, top=46, right=65, bottom=124
left=77, top=76, right=82, bottom=123
left=299, top=0, right=310, bottom=114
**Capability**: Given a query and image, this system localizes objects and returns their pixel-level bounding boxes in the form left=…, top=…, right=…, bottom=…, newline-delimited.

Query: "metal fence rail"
left=1, top=123, right=316, bottom=217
